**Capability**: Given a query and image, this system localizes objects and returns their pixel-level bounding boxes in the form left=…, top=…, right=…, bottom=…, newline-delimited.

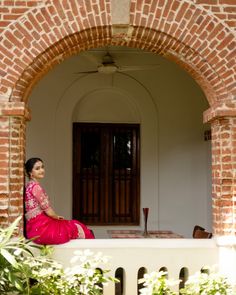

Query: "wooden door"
left=73, top=123, right=140, bottom=225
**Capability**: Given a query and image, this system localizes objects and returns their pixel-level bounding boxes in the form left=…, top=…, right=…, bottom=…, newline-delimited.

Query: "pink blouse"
left=25, top=181, right=51, bottom=221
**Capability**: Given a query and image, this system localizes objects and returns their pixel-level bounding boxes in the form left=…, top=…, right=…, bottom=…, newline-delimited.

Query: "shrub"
left=0, top=217, right=116, bottom=294
left=138, top=271, right=179, bottom=295
left=180, top=268, right=234, bottom=295
left=138, top=268, right=234, bottom=295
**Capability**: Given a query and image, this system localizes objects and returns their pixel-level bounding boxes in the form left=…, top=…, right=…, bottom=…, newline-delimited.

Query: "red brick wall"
left=0, top=0, right=235, bottom=33
left=0, top=102, right=28, bottom=227
left=0, top=1, right=40, bottom=34
left=195, top=0, right=236, bottom=29
left=0, top=0, right=235, bottom=235
left=211, top=117, right=236, bottom=235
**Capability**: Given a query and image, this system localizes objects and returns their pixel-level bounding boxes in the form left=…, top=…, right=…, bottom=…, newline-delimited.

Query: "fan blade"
left=74, top=70, right=98, bottom=74
left=81, top=51, right=99, bottom=65
left=118, top=64, right=160, bottom=72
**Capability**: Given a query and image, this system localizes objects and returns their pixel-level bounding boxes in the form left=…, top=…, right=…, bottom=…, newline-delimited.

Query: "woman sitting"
left=24, top=157, right=94, bottom=244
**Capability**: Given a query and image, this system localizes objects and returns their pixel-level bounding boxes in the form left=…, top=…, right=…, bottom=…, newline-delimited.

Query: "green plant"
left=0, top=217, right=116, bottom=294
left=139, top=268, right=234, bottom=295
left=138, top=271, right=179, bottom=295
left=0, top=216, right=41, bottom=294
left=63, top=249, right=116, bottom=294
left=180, top=268, right=234, bottom=295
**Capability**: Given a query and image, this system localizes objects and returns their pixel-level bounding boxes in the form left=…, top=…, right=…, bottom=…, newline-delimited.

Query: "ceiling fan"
left=75, top=51, right=160, bottom=75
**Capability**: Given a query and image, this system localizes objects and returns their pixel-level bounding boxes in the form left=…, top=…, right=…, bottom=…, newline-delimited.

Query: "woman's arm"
left=45, top=207, right=64, bottom=219
left=32, top=183, right=64, bottom=219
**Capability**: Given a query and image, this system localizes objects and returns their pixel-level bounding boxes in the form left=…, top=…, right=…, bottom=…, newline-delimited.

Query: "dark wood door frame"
left=73, top=123, right=140, bottom=225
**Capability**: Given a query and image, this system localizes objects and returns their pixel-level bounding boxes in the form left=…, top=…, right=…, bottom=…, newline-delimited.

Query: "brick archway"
left=0, top=0, right=235, bottom=235
left=0, top=2, right=235, bottom=105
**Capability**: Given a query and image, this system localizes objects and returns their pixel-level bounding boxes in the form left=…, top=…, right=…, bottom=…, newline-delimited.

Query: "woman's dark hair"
left=25, top=157, right=43, bottom=178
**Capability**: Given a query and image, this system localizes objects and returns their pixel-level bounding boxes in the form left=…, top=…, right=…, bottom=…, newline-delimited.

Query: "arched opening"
left=115, top=267, right=125, bottom=295
left=137, top=267, right=147, bottom=294
left=25, top=45, right=210, bottom=237
left=179, top=267, right=189, bottom=290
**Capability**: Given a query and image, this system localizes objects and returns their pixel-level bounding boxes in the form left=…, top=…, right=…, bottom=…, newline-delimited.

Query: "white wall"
left=26, top=47, right=210, bottom=238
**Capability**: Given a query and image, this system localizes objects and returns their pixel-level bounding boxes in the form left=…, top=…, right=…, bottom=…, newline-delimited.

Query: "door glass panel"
left=113, top=131, right=132, bottom=169
left=81, top=132, right=100, bottom=169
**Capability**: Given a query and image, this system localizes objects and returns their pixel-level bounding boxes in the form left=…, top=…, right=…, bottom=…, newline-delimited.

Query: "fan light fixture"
left=97, top=64, right=118, bottom=74
left=74, top=50, right=160, bottom=75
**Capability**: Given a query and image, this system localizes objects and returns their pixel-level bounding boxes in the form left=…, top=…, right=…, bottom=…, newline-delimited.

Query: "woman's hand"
left=45, top=208, right=64, bottom=220
left=57, top=215, right=64, bottom=220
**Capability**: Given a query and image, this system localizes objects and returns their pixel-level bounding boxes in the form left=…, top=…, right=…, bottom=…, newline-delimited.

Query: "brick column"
left=211, top=117, right=236, bottom=236
left=204, top=102, right=236, bottom=293
left=204, top=102, right=236, bottom=237
left=0, top=102, right=30, bottom=231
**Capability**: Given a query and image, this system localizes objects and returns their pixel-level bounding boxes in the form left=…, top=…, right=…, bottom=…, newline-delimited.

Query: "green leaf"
left=8, top=271, right=24, bottom=291
left=0, top=216, right=22, bottom=246
left=0, top=248, right=17, bottom=267
left=14, top=279, right=23, bottom=291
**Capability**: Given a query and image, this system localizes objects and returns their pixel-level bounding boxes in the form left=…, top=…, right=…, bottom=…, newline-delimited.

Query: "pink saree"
left=25, top=181, right=94, bottom=244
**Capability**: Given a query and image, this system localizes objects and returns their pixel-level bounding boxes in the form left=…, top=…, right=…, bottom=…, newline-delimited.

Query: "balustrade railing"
left=52, top=238, right=218, bottom=294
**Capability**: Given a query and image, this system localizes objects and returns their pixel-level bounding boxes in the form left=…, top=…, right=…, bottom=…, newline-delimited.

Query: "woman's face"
left=30, top=161, right=45, bottom=181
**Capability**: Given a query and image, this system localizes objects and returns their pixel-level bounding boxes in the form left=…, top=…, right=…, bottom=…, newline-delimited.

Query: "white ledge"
left=215, top=236, right=236, bottom=247
left=53, top=238, right=217, bottom=249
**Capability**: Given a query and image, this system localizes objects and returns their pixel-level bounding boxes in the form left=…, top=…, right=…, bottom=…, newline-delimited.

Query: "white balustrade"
left=52, top=238, right=219, bottom=295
